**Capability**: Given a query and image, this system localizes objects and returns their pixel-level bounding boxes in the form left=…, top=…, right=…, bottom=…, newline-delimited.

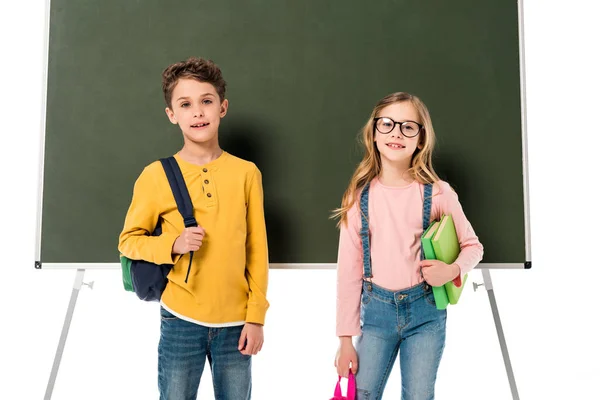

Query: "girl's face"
left=374, top=101, right=422, bottom=167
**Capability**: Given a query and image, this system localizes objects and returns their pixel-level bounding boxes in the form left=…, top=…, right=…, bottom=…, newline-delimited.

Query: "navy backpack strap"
left=160, top=157, right=198, bottom=228
left=420, top=183, right=433, bottom=261
left=359, top=182, right=372, bottom=281
left=160, top=157, right=198, bottom=283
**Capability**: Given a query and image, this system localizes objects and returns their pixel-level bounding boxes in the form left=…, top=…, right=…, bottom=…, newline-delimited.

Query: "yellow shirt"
left=118, top=152, right=269, bottom=325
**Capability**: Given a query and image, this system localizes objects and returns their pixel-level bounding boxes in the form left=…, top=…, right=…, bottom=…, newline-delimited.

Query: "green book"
left=421, top=220, right=449, bottom=310
left=431, top=214, right=467, bottom=305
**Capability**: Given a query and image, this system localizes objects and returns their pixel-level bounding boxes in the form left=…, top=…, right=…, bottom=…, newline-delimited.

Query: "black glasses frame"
left=373, top=117, right=423, bottom=138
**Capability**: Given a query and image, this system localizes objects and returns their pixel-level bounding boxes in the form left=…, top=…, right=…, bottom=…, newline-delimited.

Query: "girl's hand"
left=335, top=337, right=358, bottom=378
left=238, top=323, right=264, bottom=356
left=420, top=260, right=460, bottom=287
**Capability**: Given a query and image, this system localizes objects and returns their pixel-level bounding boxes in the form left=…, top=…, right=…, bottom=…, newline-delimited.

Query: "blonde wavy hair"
left=332, top=92, right=440, bottom=227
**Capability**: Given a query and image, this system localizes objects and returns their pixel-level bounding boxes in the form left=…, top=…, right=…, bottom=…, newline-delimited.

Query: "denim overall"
left=354, top=182, right=447, bottom=400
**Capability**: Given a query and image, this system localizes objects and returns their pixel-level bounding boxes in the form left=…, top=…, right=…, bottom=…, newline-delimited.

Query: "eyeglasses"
left=373, top=117, right=423, bottom=138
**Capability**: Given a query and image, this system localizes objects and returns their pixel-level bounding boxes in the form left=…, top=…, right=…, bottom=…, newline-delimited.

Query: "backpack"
left=120, top=156, right=197, bottom=301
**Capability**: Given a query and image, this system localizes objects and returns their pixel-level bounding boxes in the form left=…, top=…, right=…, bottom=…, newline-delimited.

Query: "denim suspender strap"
left=420, top=183, right=433, bottom=261
left=360, top=182, right=432, bottom=281
left=359, top=183, right=372, bottom=280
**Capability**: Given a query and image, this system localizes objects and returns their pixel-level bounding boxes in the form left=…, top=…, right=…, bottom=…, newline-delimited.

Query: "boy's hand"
left=420, top=260, right=460, bottom=287
left=335, top=336, right=358, bottom=378
left=238, top=323, right=264, bottom=356
left=172, top=226, right=205, bottom=254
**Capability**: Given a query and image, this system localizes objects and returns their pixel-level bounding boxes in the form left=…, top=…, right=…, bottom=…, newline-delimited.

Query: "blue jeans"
left=355, top=281, right=446, bottom=400
left=158, top=307, right=252, bottom=400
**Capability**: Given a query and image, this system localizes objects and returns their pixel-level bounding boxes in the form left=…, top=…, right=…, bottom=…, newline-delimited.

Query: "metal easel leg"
left=481, top=268, right=520, bottom=400
left=44, top=269, right=86, bottom=400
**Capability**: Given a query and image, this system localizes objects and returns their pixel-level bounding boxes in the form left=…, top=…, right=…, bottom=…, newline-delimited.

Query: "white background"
left=1, top=0, right=599, bottom=399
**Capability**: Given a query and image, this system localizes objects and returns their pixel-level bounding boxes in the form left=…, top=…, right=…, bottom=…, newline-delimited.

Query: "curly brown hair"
left=161, top=57, right=227, bottom=108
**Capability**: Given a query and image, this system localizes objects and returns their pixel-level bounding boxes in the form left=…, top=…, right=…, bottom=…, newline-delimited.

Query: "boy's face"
left=165, top=78, right=228, bottom=146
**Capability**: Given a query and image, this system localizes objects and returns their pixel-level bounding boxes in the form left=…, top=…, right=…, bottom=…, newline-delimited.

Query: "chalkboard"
left=37, top=0, right=530, bottom=267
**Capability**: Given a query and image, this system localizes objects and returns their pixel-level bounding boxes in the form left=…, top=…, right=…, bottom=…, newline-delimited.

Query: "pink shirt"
left=336, top=178, right=484, bottom=336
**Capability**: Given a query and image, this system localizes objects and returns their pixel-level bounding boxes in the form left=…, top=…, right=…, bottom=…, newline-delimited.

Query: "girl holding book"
left=333, top=92, right=484, bottom=399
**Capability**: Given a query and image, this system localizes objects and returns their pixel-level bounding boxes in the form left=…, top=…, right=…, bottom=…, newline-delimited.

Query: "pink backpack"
left=330, top=372, right=356, bottom=400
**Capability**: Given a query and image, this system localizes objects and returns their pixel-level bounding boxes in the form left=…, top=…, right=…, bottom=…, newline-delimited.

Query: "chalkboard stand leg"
left=482, top=268, right=520, bottom=400
left=44, top=269, right=86, bottom=400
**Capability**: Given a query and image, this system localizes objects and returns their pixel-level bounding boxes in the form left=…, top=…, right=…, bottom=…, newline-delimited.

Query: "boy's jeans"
left=355, top=281, right=447, bottom=400
left=158, top=307, right=251, bottom=400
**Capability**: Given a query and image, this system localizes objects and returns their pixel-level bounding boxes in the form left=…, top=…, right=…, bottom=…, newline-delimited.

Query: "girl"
left=333, top=92, right=483, bottom=400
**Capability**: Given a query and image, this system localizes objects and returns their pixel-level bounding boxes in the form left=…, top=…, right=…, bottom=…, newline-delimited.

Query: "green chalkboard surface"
left=39, top=0, right=527, bottom=266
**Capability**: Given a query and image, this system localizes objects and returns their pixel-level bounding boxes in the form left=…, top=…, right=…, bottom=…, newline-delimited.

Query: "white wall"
left=1, top=1, right=598, bottom=399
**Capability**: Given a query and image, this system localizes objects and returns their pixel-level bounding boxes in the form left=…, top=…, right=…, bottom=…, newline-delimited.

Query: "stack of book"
left=421, top=214, right=467, bottom=310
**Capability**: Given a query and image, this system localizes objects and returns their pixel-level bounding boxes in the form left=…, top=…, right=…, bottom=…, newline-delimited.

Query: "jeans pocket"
left=425, top=287, right=437, bottom=307
left=361, top=290, right=372, bottom=306
left=160, top=307, right=178, bottom=321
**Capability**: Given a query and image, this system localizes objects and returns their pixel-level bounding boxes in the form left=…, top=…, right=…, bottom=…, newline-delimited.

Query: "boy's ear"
left=220, top=99, right=229, bottom=118
left=165, top=107, right=178, bottom=125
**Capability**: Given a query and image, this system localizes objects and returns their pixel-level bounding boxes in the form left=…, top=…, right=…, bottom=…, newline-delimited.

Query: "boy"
left=118, top=57, right=269, bottom=400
